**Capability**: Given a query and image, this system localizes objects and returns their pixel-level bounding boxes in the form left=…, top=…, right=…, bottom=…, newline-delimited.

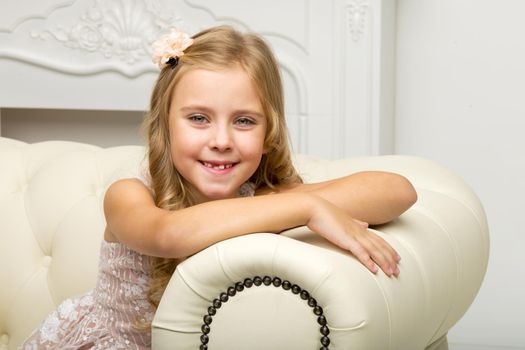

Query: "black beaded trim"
left=199, top=276, right=330, bottom=350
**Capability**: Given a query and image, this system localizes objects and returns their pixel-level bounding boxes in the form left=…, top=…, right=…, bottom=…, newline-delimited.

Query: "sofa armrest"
left=151, top=156, right=489, bottom=350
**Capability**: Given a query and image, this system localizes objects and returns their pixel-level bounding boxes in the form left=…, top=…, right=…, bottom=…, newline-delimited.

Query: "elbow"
left=347, top=171, right=416, bottom=226
left=369, top=172, right=417, bottom=225
left=394, top=174, right=418, bottom=214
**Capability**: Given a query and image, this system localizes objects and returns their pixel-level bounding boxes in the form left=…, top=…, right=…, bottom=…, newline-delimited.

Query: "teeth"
left=203, top=162, right=233, bottom=170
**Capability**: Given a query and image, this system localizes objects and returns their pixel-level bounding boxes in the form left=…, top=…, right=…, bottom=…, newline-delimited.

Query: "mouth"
left=200, top=161, right=237, bottom=171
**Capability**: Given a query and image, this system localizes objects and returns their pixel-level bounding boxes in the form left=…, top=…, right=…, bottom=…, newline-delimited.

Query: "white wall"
left=1, top=108, right=144, bottom=147
left=0, top=0, right=395, bottom=159
left=395, top=0, right=525, bottom=349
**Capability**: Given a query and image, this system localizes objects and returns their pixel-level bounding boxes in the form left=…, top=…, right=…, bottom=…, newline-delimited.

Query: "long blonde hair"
left=142, top=25, right=302, bottom=308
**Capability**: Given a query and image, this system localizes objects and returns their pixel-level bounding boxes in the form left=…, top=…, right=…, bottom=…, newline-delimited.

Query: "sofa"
left=0, top=136, right=489, bottom=350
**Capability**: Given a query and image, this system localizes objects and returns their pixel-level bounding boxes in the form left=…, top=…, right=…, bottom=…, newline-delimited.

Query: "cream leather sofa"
left=0, top=137, right=489, bottom=350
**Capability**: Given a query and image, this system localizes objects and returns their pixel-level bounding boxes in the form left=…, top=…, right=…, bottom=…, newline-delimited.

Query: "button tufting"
left=0, top=334, right=9, bottom=345
left=41, top=255, right=52, bottom=268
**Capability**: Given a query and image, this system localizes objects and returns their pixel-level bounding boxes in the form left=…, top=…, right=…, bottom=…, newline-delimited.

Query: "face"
left=168, top=65, right=267, bottom=203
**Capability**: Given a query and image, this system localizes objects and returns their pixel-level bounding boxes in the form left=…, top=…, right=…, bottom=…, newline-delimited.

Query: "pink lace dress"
left=19, top=181, right=255, bottom=350
left=19, top=241, right=155, bottom=350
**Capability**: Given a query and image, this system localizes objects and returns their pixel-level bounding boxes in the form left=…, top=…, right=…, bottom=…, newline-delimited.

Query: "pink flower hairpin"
left=152, top=29, right=194, bottom=69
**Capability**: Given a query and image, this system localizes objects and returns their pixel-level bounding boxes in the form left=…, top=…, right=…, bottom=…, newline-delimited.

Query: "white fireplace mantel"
left=0, top=0, right=396, bottom=159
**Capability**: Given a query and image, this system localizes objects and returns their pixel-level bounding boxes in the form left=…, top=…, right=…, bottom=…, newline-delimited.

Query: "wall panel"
left=395, top=0, right=525, bottom=348
left=0, top=0, right=396, bottom=158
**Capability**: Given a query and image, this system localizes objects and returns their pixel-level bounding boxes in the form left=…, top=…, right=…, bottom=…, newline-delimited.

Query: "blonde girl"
left=20, top=25, right=416, bottom=349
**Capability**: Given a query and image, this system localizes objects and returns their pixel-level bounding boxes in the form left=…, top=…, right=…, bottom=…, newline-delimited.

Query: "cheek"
left=170, top=126, right=202, bottom=156
left=238, top=132, right=266, bottom=157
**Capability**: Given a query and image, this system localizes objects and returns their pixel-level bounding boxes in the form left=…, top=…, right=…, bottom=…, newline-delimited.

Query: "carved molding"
left=335, top=0, right=396, bottom=157
left=0, top=48, right=155, bottom=77
left=278, top=55, right=308, bottom=153
left=0, top=1, right=76, bottom=33
left=30, top=0, right=188, bottom=65
left=184, top=0, right=310, bottom=54
left=347, top=0, right=368, bottom=42
left=1, top=0, right=314, bottom=155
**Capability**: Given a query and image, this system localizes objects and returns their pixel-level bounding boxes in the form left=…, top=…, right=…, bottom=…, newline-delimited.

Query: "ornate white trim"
left=30, top=0, right=187, bottom=65
left=0, top=48, right=156, bottom=77
left=347, top=0, right=368, bottom=42
left=183, top=0, right=310, bottom=54
left=333, top=0, right=395, bottom=158
left=281, top=62, right=308, bottom=154
left=0, top=1, right=76, bottom=33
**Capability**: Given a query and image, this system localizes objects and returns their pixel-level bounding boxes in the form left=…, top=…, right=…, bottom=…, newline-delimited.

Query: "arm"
left=104, top=178, right=313, bottom=259
left=104, top=176, right=406, bottom=277
left=258, top=171, right=418, bottom=225
left=256, top=171, right=417, bottom=276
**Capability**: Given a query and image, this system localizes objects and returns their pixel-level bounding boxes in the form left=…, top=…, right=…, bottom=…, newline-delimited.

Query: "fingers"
left=368, top=239, right=400, bottom=277
left=351, top=220, right=399, bottom=274
left=345, top=240, right=379, bottom=274
left=350, top=229, right=400, bottom=277
left=306, top=200, right=400, bottom=277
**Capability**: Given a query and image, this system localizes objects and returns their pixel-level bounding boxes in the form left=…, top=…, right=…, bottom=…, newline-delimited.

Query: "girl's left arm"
left=258, top=171, right=417, bottom=225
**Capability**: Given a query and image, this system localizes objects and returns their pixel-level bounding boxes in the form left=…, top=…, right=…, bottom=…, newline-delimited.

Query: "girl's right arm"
left=104, top=178, right=398, bottom=276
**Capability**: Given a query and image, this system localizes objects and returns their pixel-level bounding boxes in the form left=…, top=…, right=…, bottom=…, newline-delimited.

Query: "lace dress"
left=19, top=181, right=256, bottom=350
left=19, top=241, right=155, bottom=350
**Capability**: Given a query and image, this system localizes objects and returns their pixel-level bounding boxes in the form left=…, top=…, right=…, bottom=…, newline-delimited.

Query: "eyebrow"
left=179, top=105, right=265, bottom=119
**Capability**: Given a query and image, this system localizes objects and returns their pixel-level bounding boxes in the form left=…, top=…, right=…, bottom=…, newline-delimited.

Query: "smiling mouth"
left=200, top=161, right=236, bottom=170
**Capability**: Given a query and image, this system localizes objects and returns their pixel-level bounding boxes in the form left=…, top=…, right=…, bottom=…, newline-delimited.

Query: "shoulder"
left=105, top=178, right=155, bottom=208
left=107, top=177, right=151, bottom=192
left=103, top=179, right=157, bottom=243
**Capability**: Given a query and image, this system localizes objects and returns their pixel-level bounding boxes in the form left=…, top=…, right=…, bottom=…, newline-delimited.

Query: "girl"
left=20, top=25, right=417, bottom=349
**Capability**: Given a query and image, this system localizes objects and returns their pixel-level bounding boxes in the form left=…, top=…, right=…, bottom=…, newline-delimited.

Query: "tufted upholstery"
left=152, top=153, right=490, bottom=349
left=0, top=137, right=489, bottom=350
left=0, top=137, right=145, bottom=349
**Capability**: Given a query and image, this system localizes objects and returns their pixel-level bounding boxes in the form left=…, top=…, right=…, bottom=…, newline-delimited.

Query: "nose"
left=209, top=124, right=233, bottom=152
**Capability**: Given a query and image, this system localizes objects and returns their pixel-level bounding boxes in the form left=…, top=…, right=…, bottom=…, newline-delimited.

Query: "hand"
left=306, top=196, right=400, bottom=277
left=353, top=219, right=369, bottom=229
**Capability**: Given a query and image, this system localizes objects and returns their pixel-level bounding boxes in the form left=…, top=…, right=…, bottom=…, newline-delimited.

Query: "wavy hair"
left=141, top=25, right=302, bottom=309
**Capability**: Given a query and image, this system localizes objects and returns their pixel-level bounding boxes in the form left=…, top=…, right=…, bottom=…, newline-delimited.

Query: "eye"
left=235, top=117, right=256, bottom=126
left=189, top=114, right=208, bottom=124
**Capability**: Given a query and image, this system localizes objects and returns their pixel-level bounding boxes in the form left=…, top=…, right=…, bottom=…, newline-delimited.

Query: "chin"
left=199, top=189, right=237, bottom=202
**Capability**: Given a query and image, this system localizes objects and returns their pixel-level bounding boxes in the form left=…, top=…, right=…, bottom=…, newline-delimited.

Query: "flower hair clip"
left=152, top=29, right=194, bottom=69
